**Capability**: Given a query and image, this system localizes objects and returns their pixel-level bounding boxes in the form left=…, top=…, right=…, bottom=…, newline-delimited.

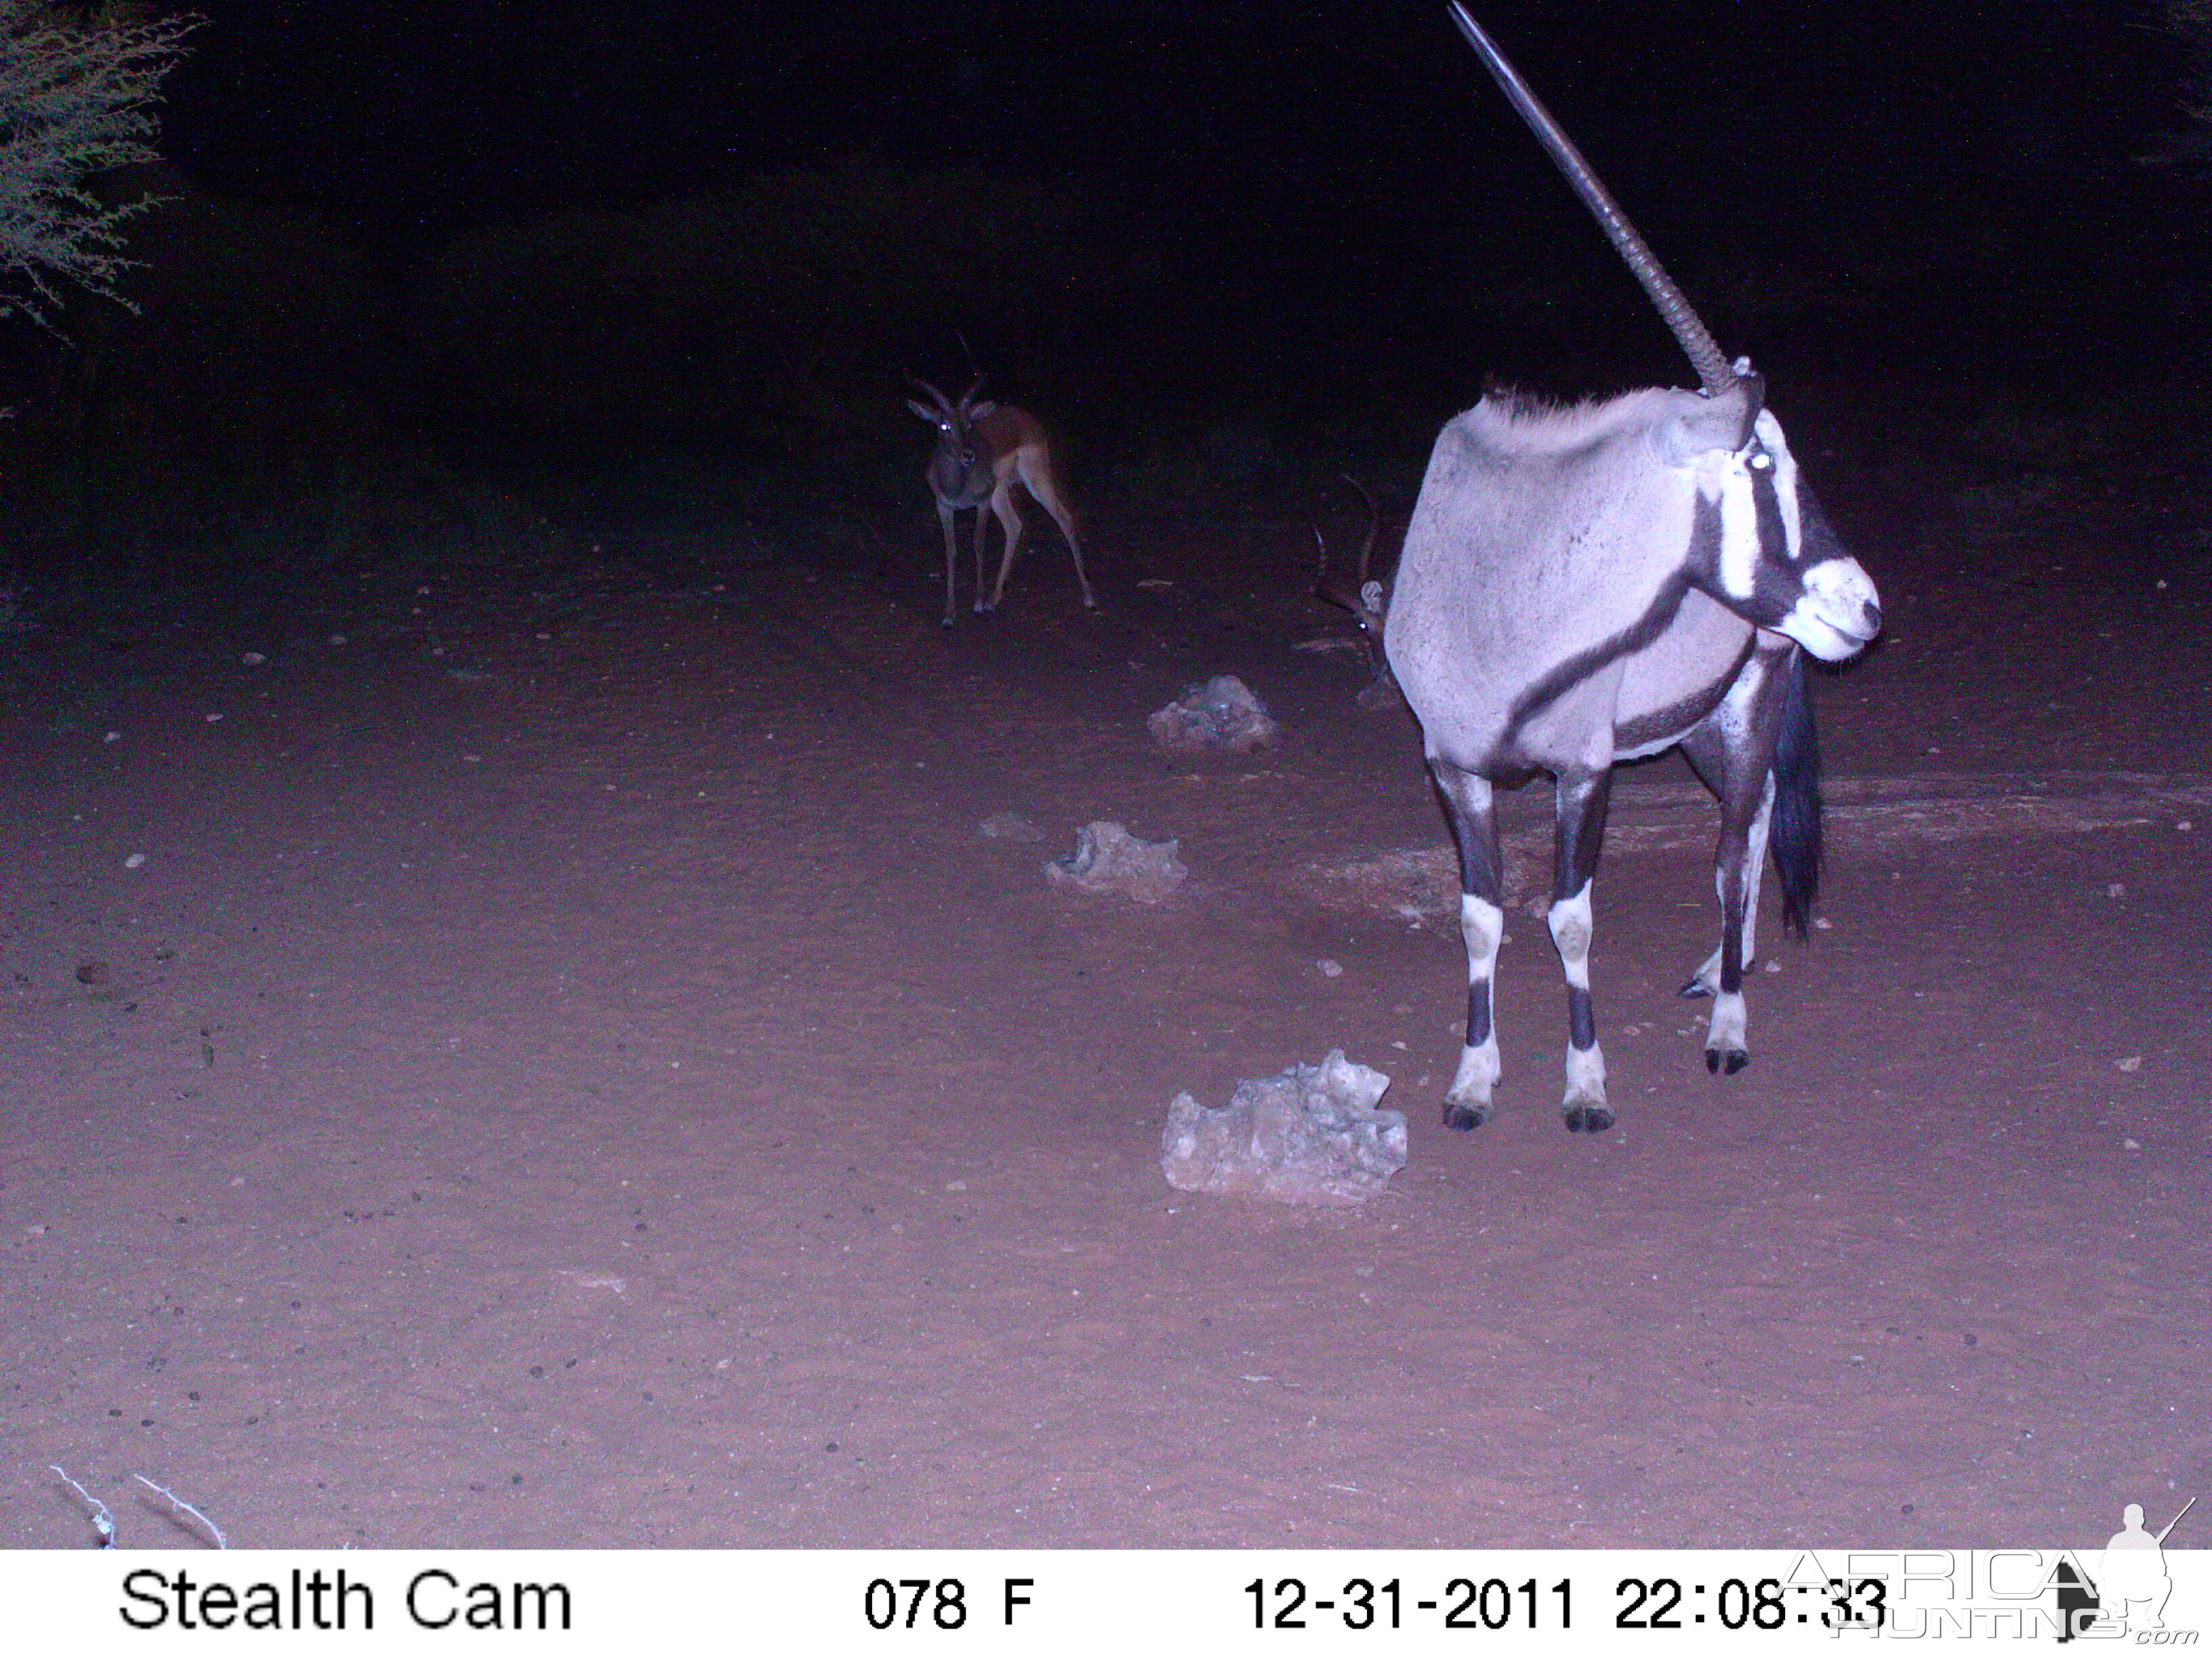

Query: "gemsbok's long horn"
left=1445, top=1, right=1739, bottom=399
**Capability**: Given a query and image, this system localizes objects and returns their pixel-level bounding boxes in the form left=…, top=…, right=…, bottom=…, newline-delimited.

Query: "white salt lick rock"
left=1161, top=1050, right=1406, bottom=1208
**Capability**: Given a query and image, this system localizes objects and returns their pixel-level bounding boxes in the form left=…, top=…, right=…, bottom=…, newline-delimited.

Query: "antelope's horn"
left=1339, top=472, right=1380, bottom=585
left=1445, top=1, right=1738, bottom=399
left=1313, top=524, right=1385, bottom=636
left=907, top=377, right=955, bottom=412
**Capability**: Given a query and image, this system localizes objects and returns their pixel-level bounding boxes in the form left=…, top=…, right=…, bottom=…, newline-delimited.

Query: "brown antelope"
left=906, top=379, right=1095, bottom=626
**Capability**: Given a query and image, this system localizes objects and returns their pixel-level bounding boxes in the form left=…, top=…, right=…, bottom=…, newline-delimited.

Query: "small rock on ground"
left=1148, top=674, right=1282, bottom=755
left=979, top=811, right=1044, bottom=842
left=1044, top=821, right=1186, bottom=904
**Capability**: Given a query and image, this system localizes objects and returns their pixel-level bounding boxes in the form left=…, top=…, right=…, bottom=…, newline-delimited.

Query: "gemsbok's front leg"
left=1432, top=762, right=1504, bottom=1130
left=1678, top=642, right=1809, bottom=1076
left=1688, top=769, right=1772, bottom=1076
left=1550, top=766, right=1615, bottom=1132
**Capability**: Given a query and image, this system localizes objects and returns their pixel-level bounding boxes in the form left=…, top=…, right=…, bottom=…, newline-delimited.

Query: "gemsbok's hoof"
left=1705, top=1046, right=1749, bottom=1076
left=1563, top=1103, right=1616, bottom=1134
left=1441, top=1099, right=1490, bottom=1132
left=939, top=617, right=956, bottom=630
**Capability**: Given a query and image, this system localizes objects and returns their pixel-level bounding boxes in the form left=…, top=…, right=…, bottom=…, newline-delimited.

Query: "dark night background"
left=5, top=0, right=2209, bottom=590
left=11, top=6, right=2212, bottom=1553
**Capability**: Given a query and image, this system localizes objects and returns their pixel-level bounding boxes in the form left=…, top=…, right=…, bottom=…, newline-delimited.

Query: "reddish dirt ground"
left=4, top=468, right=2209, bottom=1551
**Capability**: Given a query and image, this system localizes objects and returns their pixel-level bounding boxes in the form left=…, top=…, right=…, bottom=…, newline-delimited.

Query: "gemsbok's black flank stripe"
left=1610, top=634, right=1756, bottom=754
left=1500, top=568, right=1695, bottom=752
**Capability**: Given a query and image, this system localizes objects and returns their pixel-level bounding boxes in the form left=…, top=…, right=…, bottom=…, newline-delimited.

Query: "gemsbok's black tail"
left=1771, top=649, right=1822, bottom=938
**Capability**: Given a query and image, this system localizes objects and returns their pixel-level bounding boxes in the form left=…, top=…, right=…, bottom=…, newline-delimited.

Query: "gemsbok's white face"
left=1686, top=408, right=1883, bottom=663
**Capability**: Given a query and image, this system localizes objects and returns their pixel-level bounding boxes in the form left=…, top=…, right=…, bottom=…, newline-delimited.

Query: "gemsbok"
left=906, top=379, right=1096, bottom=627
left=1385, top=4, right=1883, bottom=1134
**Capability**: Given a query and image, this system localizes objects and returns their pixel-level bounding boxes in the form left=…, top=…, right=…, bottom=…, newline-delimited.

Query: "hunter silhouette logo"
left=2055, top=1496, right=2196, bottom=1641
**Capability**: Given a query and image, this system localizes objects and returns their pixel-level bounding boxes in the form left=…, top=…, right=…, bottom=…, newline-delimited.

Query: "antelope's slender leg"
left=1020, top=457, right=1097, bottom=609
left=1678, top=646, right=1792, bottom=1074
left=1700, top=773, right=1774, bottom=1074
left=1679, top=774, right=1773, bottom=996
left=1432, top=762, right=1504, bottom=1131
left=937, top=500, right=961, bottom=628
left=972, top=495, right=1000, bottom=614
left=984, top=484, right=1027, bottom=613
left=1550, top=766, right=1615, bottom=1132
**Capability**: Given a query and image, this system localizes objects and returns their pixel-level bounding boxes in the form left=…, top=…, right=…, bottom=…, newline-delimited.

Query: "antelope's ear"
left=906, top=400, right=939, bottom=424
left=967, top=399, right=997, bottom=417
left=1650, top=384, right=1757, bottom=466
